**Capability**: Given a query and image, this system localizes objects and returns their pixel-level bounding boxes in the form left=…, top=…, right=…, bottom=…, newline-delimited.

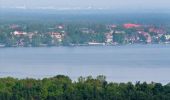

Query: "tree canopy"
left=0, top=75, right=169, bottom=100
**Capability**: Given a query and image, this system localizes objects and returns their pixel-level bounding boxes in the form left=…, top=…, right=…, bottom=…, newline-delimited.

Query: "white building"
left=50, top=32, right=63, bottom=42
left=13, top=31, right=27, bottom=35
left=165, top=35, right=170, bottom=40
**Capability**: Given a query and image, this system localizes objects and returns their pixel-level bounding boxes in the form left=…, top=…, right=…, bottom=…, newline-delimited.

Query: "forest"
left=0, top=75, right=170, bottom=100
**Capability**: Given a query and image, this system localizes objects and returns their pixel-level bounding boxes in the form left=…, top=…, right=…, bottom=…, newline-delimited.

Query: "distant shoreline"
left=0, top=43, right=170, bottom=48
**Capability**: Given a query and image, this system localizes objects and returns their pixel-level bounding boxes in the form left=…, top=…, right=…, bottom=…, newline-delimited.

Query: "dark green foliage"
left=31, top=34, right=42, bottom=47
left=0, top=75, right=169, bottom=100
left=65, top=24, right=106, bottom=44
left=113, top=33, right=125, bottom=44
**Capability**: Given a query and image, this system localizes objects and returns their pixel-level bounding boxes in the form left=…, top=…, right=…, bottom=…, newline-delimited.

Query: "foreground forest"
left=0, top=75, right=170, bottom=100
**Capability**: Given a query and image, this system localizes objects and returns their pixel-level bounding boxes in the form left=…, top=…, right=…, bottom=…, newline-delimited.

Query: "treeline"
left=0, top=75, right=170, bottom=100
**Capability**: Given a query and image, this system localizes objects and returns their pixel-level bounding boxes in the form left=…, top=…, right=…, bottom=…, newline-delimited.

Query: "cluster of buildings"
left=105, top=23, right=170, bottom=44
left=4, top=23, right=170, bottom=47
left=9, top=24, right=65, bottom=46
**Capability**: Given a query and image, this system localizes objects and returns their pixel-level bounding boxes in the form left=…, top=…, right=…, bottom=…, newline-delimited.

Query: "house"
left=80, top=28, right=90, bottom=34
left=115, top=31, right=125, bottom=34
left=128, top=36, right=138, bottom=43
left=165, top=35, right=170, bottom=40
left=9, top=24, right=20, bottom=29
left=56, top=25, right=64, bottom=30
left=80, top=28, right=94, bottom=34
left=107, top=24, right=117, bottom=30
left=27, top=33, right=34, bottom=39
left=138, top=31, right=152, bottom=43
left=123, top=23, right=141, bottom=29
left=50, top=32, right=63, bottom=42
left=13, top=31, right=27, bottom=35
left=106, top=34, right=113, bottom=43
left=149, top=28, right=166, bottom=34
left=105, top=32, right=113, bottom=43
left=110, top=24, right=117, bottom=28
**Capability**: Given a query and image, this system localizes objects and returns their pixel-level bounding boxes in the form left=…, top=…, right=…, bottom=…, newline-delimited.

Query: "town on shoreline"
left=1, top=23, right=170, bottom=47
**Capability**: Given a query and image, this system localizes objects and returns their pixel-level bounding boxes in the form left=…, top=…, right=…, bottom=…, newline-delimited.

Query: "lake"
left=0, top=44, right=170, bottom=84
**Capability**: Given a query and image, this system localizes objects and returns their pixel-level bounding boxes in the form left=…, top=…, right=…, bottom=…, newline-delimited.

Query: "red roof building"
left=123, top=23, right=141, bottom=29
left=149, top=28, right=166, bottom=34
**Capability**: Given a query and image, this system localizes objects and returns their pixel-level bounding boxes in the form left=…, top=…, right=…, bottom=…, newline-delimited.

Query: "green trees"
left=0, top=75, right=169, bottom=100
left=31, top=34, right=42, bottom=47
left=64, top=24, right=106, bottom=45
left=113, top=33, right=126, bottom=44
left=41, top=34, right=53, bottom=46
left=0, top=33, right=7, bottom=44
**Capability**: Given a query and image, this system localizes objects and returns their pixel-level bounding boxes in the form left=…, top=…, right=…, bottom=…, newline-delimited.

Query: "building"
left=138, top=31, right=152, bottom=43
left=123, top=23, right=141, bottom=29
left=55, top=25, right=64, bottom=30
left=50, top=32, right=63, bottom=42
left=105, top=32, right=113, bottom=43
left=80, top=28, right=94, bottom=34
left=115, top=31, right=125, bottom=34
left=149, top=28, right=166, bottom=34
left=9, top=24, right=20, bottom=29
left=165, top=34, right=170, bottom=40
left=27, top=33, right=35, bottom=39
left=106, top=24, right=117, bottom=30
left=13, top=31, right=27, bottom=35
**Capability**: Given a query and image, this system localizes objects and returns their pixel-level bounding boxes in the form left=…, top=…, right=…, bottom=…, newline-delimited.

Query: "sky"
left=0, top=0, right=170, bottom=11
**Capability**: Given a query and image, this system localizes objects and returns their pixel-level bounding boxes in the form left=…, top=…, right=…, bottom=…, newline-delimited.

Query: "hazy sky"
left=0, top=0, right=170, bottom=10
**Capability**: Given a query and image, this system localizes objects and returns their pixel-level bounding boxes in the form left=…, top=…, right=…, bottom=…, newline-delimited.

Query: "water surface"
left=0, top=44, right=170, bottom=84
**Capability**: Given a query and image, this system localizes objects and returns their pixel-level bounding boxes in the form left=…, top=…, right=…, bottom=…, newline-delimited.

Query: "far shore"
left=0, top=42, right=170, bottom=48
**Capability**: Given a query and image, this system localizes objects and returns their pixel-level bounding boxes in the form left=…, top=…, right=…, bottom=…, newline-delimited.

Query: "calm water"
left=0, top=44, right=170, bottom=84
